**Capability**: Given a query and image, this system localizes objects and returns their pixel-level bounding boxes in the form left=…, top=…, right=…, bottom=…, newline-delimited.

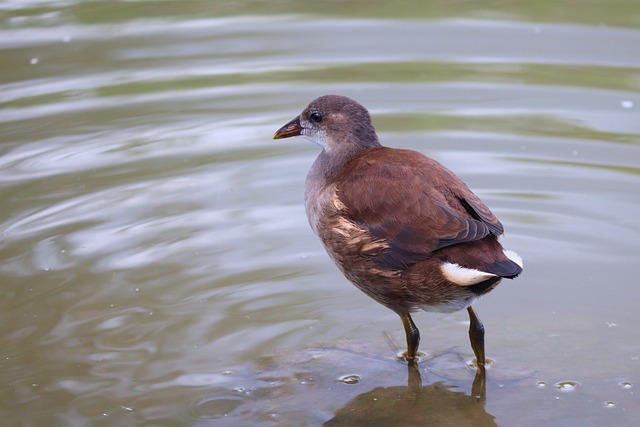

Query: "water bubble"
left=536, top=381, right=547, bottom=388
left=555, top=381, right=578, bottom=392
left=120, top=406, right=133, bottom=412
left=30, top=57, right=39, bottom=65
left=337, top=374, right=360, bottom=385
left=621, top=100, right=634, bottom=109
left=604, top=401, right=615, bottom=408
left=133, top=287, right=140, bottom=292
left=619, top=381, right=633, bottom=389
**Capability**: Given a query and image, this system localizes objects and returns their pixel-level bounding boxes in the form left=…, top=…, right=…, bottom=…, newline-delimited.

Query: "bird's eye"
left=309, top=111, right=323, bottom=123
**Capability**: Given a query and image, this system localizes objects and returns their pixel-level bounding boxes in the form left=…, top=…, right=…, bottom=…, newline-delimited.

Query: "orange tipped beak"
left=273, top=116, right=303, bottom=139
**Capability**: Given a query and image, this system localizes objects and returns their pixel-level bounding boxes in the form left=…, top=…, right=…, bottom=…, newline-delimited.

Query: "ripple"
left=188, top=389, right=247, bottom=420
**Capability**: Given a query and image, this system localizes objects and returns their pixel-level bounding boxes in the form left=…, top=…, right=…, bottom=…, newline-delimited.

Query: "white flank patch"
left=440, top=262, right=496, bottom=286
left=504, top=250, right=523, bottom=268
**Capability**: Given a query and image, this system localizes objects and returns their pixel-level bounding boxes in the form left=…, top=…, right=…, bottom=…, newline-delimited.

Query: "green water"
left=2, top=1, right=639, bottom=426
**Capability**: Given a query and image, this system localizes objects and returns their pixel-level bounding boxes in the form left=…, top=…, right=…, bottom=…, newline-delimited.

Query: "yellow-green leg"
left=467, top=306, right=485, bottom=366
left=400, top=312, right=420, bottom=363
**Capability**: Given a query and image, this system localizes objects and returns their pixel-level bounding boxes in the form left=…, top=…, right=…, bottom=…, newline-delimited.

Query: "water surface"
left=2, top=1, right=640, bottom=426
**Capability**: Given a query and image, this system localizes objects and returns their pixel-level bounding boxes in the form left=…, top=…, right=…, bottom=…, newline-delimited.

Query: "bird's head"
left=273, top=95, right=380, bottom=153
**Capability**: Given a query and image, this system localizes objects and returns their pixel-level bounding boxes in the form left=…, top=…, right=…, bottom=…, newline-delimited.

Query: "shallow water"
left=2, top=1, right=640, bottom=426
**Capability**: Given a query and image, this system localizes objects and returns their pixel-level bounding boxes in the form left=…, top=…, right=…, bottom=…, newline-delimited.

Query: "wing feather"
left=335, top=148, right=501, bottom=269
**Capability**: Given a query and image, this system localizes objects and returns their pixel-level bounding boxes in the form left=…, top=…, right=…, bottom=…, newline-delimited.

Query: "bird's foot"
left=396, top=350, right=427, bottom=364
left=466, top=357, right=493, bottom=370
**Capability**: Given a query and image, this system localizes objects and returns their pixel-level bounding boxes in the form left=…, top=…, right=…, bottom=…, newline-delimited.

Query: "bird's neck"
left=315, top=143, right=376, bottom=181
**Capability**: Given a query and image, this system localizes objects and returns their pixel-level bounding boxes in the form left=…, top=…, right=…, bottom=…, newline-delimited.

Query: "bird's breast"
left=305, top=183, right=391, bottom=269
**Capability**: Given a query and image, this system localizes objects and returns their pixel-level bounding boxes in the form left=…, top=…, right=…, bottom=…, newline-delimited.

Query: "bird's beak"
left=273, top=116, right=303, bottom=139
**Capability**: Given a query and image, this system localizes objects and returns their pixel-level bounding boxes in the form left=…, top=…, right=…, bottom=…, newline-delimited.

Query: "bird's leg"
left=467, top=306, right=485, bottom=367
left=400, top=312, right=420, bottom=364
left=467, top=306, right=486, bottom=400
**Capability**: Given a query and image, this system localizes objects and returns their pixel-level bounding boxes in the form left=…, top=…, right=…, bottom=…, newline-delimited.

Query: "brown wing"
left=458, top=191, right=504, bottom=236
left=336, top=147, right=503, bottom=270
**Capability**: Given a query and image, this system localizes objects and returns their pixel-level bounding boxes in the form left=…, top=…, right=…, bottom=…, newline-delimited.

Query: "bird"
left=272, top=95, right=522, bottom=371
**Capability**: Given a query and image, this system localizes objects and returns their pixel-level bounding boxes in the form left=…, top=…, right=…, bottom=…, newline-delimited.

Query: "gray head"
left=273, top=95, right=381, bottom=154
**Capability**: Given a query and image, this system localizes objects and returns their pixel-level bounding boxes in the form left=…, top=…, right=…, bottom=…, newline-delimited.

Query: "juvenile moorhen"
left=273, top=95, right=523, bottom=370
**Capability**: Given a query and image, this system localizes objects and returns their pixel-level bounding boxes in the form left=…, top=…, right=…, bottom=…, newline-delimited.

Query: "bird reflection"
left=408, top=360, right=486, bottom=401
left=245, top=343, right=509, bottom=426
left=324, top=363, right=494, bottom=427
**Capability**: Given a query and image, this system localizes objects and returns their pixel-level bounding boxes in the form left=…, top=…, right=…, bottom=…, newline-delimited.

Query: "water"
left=1, top=1, right=639, bottom=426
